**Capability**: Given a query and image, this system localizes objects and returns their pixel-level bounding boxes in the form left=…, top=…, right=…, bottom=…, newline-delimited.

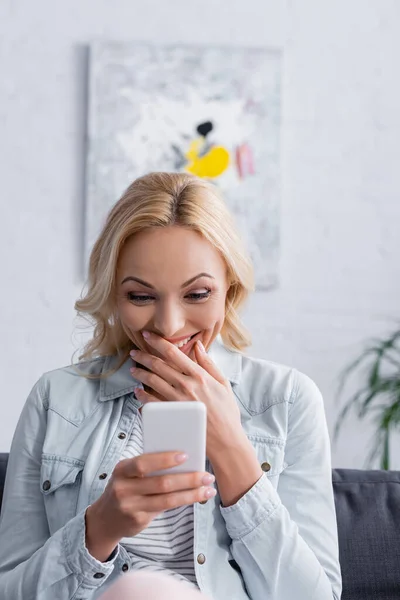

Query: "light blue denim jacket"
left=0, top=339, right=342, bottom=600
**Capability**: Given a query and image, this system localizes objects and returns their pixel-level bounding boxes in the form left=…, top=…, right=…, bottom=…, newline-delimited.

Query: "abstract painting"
left=85, top=42, right=282, bottom=289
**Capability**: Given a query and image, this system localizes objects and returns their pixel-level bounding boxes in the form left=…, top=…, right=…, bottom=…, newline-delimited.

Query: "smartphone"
left=142, top=401, right=207, bottom=476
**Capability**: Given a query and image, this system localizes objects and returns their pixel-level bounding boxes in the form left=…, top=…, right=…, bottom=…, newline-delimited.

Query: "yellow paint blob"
left=185, top=139, right=230, bottom=178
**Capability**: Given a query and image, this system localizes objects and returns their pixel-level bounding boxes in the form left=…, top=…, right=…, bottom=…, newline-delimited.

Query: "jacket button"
left=261, top=462, right=271, bottom=472
left=122, top=563, right=129, bottom=572
left=197, top=553, right=206, bottom=565
left=93, top=572, right=105, bottom=579
left=42, top=480, right=51, bottom=491
left=118, top=432, right=127, bottom=440
left=99, top=473, right=108, bottom=480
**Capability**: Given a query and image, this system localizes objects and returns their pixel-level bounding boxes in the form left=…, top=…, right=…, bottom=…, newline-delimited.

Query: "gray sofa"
left=0, top=453, right=399, bottom=599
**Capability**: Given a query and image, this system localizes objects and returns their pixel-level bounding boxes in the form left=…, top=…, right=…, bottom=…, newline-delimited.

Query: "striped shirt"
left=120, top=410, right=198, bottom=587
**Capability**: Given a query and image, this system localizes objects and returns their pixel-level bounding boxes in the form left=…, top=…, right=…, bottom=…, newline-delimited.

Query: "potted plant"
left=335, top=328, right=400, bottom=470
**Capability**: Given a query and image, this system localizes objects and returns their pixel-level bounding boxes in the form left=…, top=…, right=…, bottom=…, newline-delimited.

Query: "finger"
left=141, top=331, right=201, bottom=376
left=140, top=486, right=217, bottom=512
left=194, top=341, right=226, bottom=384
left=130, top=366, right=177, bottom=400
left=130, top=350, right=184, bottom=388
left=115, top=452, right=188, bottom=479
left=135, top=471, right=215, bottom=496
left=133, top=387, right=160, bottom=403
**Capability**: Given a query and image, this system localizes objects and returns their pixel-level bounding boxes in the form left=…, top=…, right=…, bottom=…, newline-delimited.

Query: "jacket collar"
left=99, top=336, right=242, bottom=402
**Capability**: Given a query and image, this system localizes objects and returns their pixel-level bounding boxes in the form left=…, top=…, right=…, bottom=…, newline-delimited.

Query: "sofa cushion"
left=333, top=468, right=400, bottom=600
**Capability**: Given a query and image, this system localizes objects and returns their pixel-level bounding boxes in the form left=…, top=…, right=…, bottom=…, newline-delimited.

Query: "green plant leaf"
left=335, top=327, right=400, bottom=469
left=359, top=378, right=400, bottom=416
left=381, top=427, right=390, bottom=470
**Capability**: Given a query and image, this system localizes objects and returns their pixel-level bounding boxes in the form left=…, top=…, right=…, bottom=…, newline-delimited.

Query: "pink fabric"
left=98, top=572, right=211, bottom=600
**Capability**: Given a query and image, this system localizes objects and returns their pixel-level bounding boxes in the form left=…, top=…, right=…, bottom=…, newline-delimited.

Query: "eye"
left=185, top=288, right=212, bottom=302
left=126, top=289, right=212, bottom=305
left=127, top=293, right=155, bottom=304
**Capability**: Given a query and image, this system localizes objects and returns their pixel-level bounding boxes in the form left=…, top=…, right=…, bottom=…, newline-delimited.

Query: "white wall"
left=1, top=0, right=399, bottom=467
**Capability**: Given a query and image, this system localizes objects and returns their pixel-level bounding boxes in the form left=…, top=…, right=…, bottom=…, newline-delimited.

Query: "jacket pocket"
left=247, top=436, right=286, bottom=489
left=40, top=454, right=85, bottom=533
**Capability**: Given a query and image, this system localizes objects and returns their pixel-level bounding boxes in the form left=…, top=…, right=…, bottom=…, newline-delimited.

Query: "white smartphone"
left=142, top=401, right=207, bottom=476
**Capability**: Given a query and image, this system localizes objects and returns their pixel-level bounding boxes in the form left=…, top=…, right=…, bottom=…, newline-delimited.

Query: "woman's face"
left=116, top=226, right=230, bottom=359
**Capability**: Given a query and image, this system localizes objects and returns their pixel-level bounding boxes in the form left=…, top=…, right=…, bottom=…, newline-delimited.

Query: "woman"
left=0, top=172, right=342, bottom=600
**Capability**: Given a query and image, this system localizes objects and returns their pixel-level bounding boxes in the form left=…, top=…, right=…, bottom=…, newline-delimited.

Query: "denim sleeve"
left=220, top=371, right=342, bottom=600
left=0, top=377, right=124, bottom=600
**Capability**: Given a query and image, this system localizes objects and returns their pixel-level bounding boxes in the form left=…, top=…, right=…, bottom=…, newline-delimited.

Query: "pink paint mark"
left=235, top=143, right=255, bottom=179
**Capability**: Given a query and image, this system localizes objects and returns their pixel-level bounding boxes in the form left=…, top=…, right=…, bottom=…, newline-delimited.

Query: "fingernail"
left=202, top=474, right=215, bottom=485
left=142, top=331, right=150, bottom=339
left=130, top=350, right=137, bottom=357
left=197, top=341, right=205, bottom=353
left=175, top=453, right=188, bottom=463
left=204, top=487, right=217, bottom=499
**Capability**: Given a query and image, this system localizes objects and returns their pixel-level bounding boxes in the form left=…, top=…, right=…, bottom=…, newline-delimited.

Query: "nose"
left=152, top=298, right=186, bottom=339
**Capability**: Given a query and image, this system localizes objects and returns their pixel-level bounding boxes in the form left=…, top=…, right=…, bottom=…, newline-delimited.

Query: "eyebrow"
left=120, top=273, right=215, bottom=289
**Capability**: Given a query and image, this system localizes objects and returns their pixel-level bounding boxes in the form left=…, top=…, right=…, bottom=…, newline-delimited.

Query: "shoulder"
left=237, top=353, right=328, bottom=460
left=35, top=357, right=107, bottom=414
left=237, top=352, right=323, bottom=415
left=40, top=356, right=106, bottom=390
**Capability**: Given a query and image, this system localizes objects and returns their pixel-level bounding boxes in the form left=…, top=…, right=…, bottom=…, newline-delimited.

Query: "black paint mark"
left=197, top=121, right=213, bottom=138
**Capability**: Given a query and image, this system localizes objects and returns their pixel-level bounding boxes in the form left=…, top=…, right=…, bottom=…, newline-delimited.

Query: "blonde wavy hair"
left=75, top=172, right=254, bottom=365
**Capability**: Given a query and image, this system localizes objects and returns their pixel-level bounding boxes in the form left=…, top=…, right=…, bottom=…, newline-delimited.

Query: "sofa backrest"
left=332, top=468, right=400, bottom=600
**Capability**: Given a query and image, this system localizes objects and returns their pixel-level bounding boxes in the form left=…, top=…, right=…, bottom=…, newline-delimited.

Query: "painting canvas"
left=85, top=42, right=282, bottom=289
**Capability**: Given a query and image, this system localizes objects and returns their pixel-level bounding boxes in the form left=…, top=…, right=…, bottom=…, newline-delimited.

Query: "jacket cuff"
left=220, top=473, right=281, bottom=539
left=63, top=510, right=118, bottom=588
